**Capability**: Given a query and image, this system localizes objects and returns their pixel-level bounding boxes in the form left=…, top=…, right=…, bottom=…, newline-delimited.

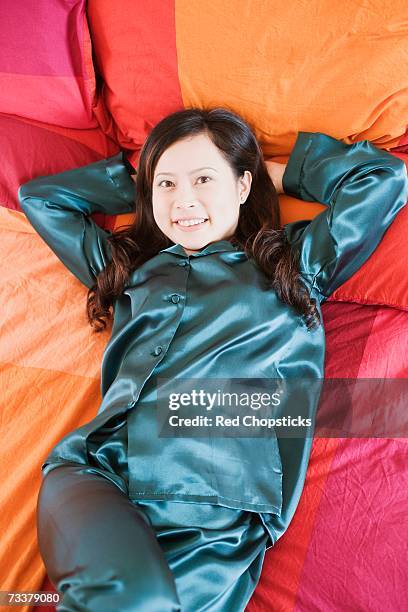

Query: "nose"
left=175, top=200, right=196, bottom=210
left=174, top=181, right=198, bottom=209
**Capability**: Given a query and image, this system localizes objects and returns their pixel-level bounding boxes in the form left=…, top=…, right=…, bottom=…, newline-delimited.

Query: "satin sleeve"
left=282, top=132, right=408, bottom=303
left=18, top=153, right=136, bottom=289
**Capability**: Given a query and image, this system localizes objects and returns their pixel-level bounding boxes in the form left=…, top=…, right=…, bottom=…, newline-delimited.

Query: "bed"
left=0, top=1, right=407, bottom=611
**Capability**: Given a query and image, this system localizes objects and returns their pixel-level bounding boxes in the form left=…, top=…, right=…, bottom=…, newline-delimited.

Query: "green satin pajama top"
left=18, top=132, right=408, bottom=545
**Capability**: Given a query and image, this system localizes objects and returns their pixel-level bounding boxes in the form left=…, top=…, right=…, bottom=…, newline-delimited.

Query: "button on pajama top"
left=19, top=132, right=408, bottom=550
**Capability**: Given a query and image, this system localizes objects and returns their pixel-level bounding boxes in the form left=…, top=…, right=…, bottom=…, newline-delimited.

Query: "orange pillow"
left=87, top=0, right=408, bottom=156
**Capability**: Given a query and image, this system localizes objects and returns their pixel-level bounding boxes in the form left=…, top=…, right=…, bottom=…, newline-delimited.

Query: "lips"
left=176, top=218, right=208, bottom=227
left=173, top=217, right=209, bottom=232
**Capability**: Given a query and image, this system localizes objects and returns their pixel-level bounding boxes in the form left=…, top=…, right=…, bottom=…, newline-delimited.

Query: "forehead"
left=154, top=132, right=229, bottom=176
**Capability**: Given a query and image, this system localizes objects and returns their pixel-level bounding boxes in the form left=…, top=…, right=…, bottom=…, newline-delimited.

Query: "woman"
left=19, top=107, right=408, bottom=611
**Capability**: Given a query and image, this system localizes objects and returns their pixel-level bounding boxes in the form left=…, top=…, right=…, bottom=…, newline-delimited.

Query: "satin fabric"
left=38, top=421, right=269, bottom=611
left=19, top=132, right=408, bottom=551
left=95, top=418, right=268, bottom=611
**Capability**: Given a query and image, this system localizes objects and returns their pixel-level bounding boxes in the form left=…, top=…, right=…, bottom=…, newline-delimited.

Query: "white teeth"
left=177, top=218, right=207, bottom=227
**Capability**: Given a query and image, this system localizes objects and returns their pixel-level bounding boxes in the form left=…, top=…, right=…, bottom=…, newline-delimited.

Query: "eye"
left=158, top=179, right=174, bottom=188
left=157, top=176, right=211, bottom=188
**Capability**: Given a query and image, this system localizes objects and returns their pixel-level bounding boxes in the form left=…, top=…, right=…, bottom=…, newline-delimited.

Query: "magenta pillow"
left=0, top=0, right=96, bottom=128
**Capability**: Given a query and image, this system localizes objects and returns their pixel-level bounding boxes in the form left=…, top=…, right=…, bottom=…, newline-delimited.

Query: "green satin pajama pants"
left=37, top=420, right=270, bottom=611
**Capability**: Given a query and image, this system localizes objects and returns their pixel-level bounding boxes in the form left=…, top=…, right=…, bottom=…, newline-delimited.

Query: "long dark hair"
left=87, top=107, right=321, bottom=332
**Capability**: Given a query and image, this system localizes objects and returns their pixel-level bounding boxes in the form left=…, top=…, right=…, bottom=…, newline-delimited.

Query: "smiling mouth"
left=175, top=218, right=208, bottom=227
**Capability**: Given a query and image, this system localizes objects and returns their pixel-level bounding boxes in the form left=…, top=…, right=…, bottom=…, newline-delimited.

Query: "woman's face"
left=152, top=132, right=252, bottom=255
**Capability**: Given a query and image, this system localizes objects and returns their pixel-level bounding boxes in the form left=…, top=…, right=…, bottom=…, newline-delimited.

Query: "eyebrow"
left=155, top=166, right=219, bottom=178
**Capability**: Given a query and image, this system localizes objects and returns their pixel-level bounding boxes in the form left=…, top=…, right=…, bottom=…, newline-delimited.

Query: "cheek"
left=216, top=203, right=240, bottom=225
left=152, top=199, right=170, bottom=227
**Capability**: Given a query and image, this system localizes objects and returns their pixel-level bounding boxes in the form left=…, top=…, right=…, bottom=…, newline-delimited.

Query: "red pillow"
left=328, top=152, right=408, bottom=310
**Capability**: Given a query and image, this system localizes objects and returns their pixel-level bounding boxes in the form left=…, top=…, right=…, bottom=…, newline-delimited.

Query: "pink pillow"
left=0, top=0, right=96, bottom=128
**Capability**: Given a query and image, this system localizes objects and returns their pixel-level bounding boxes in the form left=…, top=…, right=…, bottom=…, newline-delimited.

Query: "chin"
left=174, top=234, right=211, bottom=249
left=181, top=240, right=209, bottom=250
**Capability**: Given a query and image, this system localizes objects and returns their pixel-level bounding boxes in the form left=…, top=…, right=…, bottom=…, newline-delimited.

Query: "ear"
left=239, top=170, right=252, bottom=201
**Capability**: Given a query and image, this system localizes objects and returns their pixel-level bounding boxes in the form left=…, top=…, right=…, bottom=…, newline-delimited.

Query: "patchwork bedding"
left=0, top=1, right=407, bottom=611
